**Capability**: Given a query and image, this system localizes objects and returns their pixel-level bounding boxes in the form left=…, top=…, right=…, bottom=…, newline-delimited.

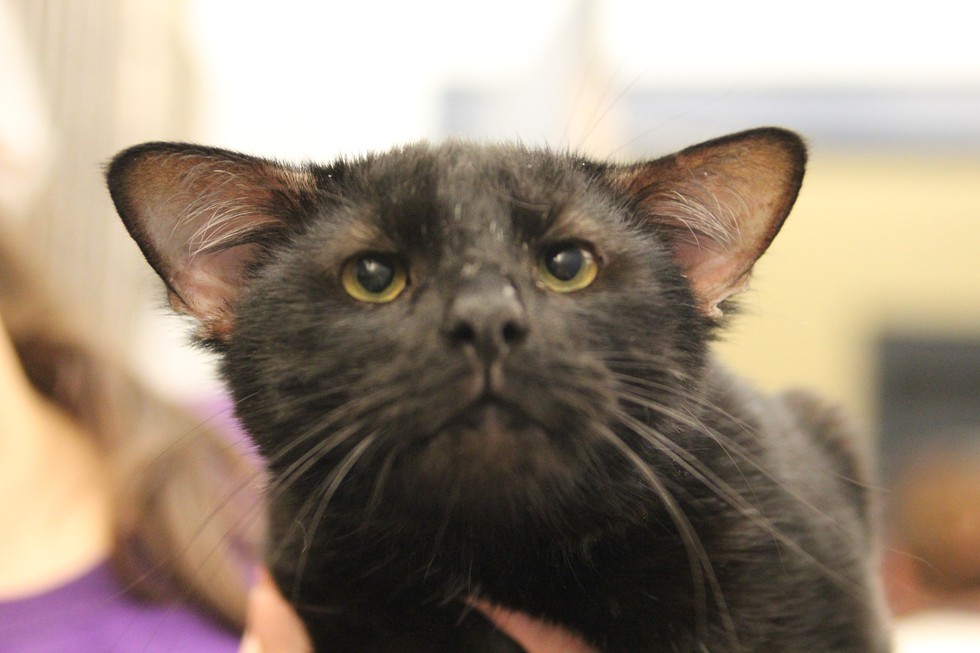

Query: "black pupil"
left=546, top=247, right=584, bottom=281
left=356, top=256, right=395, bottom=293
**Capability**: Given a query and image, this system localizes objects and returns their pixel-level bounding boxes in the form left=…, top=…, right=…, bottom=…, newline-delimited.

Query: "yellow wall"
left=714, top=153, right=980, bottom=439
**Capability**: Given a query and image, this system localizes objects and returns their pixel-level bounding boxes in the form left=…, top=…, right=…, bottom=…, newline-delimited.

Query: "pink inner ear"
left=169, top=243, right=261, bottom=341
left=111, top=143, right=319, bottom=342
left=609, top=130, right=805, bottom=317
left=675, top=241, right=752, bottom=317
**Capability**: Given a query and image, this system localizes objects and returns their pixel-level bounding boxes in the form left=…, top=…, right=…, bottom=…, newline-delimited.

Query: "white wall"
left=185, top=0, right=980, bottom=160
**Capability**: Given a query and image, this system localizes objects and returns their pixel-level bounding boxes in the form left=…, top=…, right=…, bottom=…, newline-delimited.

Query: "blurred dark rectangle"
left=877, top=334, right=980, bottom=484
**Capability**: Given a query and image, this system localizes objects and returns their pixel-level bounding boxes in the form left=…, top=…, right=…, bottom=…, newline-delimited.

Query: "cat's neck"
left=0, top=320, right=112, bottom=599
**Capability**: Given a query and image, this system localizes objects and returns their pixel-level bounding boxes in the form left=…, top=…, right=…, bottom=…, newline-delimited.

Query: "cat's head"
left=107, top=129, right=804, bottom=531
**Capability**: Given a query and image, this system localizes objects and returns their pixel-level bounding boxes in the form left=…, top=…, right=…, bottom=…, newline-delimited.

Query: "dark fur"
left=108, top=129, right=890, bottom=652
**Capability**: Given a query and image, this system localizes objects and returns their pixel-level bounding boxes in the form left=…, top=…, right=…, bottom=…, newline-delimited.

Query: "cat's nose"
left=443, top=272, right=529, bottom=362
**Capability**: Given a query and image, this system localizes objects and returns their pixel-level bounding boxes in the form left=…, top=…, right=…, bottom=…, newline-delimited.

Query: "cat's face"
left=221, top=145, right=702, bottom=521
left=107, top=130, right=805, bottom=533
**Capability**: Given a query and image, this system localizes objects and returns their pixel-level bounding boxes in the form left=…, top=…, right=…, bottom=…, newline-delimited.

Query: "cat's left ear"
left=606, top=127, right=806, bottom=317
left=107, top=143, right=318, bottom=343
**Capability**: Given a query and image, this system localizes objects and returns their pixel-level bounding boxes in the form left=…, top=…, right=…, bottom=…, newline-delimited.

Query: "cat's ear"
left=107, top=143, right=317, bottom=343
left=607, top=127, right=806, bottom=317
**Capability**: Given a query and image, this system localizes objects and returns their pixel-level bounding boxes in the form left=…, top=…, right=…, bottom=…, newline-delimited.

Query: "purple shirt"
left=0, top=560, right=239, bottom=652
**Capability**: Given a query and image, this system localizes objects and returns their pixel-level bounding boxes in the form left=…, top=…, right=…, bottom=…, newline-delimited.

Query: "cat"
left=107, top=127, right=891, bottom=652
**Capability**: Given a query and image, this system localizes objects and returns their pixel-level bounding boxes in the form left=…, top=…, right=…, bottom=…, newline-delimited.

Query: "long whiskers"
left=592, top=422, right=739, bottom=650
left=608, top=375, right=866, bottom=593
left=288, top=431, right=380, bottom=604
left=612, top=371, right=862, bottom=538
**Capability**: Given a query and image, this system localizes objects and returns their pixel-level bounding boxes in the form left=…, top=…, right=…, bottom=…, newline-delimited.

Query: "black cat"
left=108, top=128, right=891, bottom=652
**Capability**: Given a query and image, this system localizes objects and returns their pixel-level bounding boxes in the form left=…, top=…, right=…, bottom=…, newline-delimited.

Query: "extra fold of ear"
left=606, top=127, right=806, bottom=317
left=107, top=143, right=317, bottom=343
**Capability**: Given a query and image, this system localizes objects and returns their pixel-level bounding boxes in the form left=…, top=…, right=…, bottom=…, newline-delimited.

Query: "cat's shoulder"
left=706, top=361, right=874, bottom=514
left=779, top=390, right=863, bottom=472
left=778, top=388, right=876, bottom=520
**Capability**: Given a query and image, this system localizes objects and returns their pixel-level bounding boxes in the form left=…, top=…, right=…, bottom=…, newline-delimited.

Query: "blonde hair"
left=0, top=227, right=263, bottom=630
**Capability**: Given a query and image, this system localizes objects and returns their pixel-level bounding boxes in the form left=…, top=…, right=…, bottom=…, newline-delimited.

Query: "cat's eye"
left=538, top=243, right=598, bottom=293
left=341, top=253, right=407, bottom=303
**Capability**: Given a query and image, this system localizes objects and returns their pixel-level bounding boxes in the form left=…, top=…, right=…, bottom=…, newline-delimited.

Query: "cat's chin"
left=440, top=401, right=555, bottom=468
left=398, top=399, right=580, bottom=508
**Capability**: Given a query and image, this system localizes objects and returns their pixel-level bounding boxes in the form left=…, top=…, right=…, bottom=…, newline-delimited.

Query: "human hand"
left=239, top=569, right=312, bottom=653
left=239, top=569, right=596, bottom=653
left=472, top=600, right=598, bottom=653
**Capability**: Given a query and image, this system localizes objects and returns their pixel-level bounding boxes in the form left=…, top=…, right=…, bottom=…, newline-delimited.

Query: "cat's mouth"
left=389, top=394, right=577, bottom=520
left=424, top=396, right=555, bottom=470
left=449, top=396, right=544, bottom=438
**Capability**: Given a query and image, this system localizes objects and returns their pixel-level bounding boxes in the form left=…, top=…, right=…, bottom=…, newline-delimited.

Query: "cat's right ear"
left=107, top=143, right=317, bottom=344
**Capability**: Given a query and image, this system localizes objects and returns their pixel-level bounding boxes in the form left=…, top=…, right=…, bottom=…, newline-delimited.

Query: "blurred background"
left=2, top=0, right=978, bottom=641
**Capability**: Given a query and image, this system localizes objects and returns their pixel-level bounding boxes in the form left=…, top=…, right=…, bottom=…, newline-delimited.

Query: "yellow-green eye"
left=538, top=243, right=598, bottom=293
left=342, top=253, right=407, bottom=303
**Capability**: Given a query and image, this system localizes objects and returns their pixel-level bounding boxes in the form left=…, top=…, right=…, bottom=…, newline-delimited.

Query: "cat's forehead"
left=329, top=142, right=612, bottom=248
